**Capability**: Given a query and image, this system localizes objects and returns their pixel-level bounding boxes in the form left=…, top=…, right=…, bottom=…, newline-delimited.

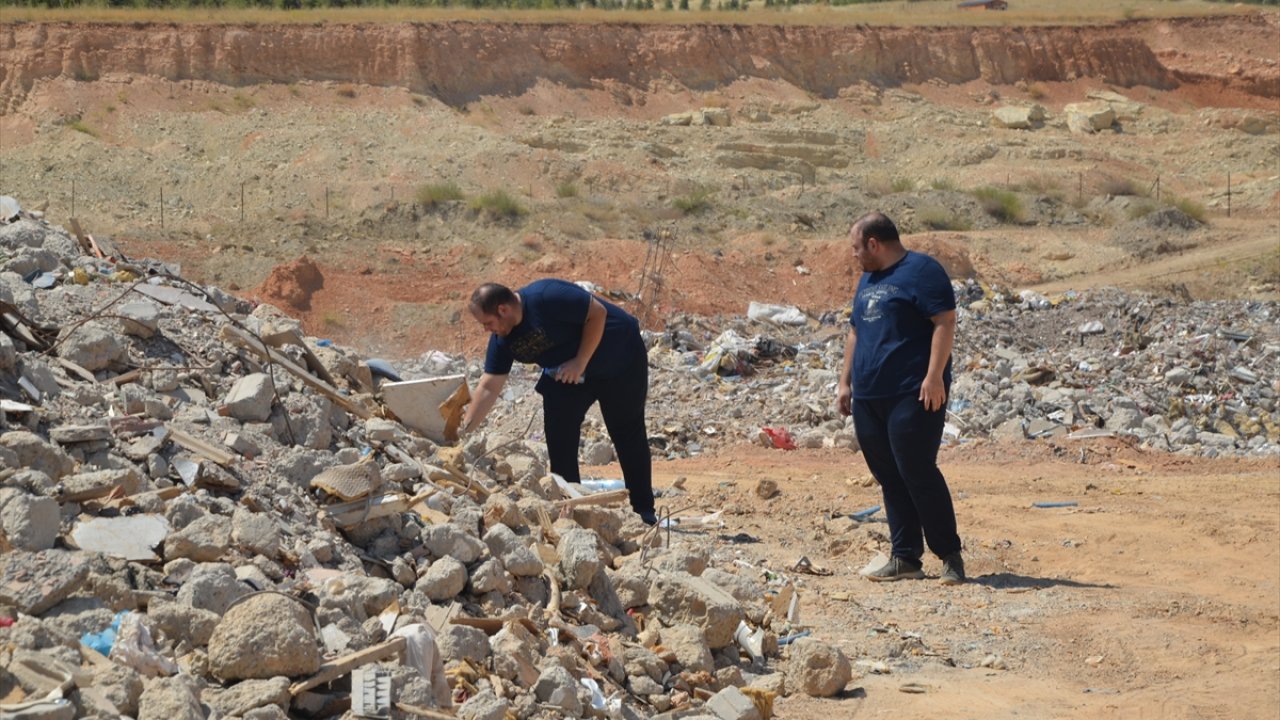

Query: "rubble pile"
left=0, top=202, right=834, bottom=720
left=472, top=284, right=1279, bottom=460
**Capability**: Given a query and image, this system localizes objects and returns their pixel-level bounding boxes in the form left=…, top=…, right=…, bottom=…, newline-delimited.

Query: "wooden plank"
left=438, top=382, right=471, bottom=444
left=56, top=357, right=97, bottom=383
left=220, top=325, right=372, bottom=419
left=261, top=327, right=336, bottom=386
left=289, top=636, right=406, bottom=696
left=68, top=218, right=95, bottom=256
left=325, top=493, right=410, bottom=528
left=167, top=425, right=236, bottom=466
left=109, top=368, right=145, bottom=386
left=552, top=489, right=631, bottom=509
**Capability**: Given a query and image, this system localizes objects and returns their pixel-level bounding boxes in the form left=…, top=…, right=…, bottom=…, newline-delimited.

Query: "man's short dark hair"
left=852, top=211, right=900, bottom=245
left=470, top=283, right=517, bottom=315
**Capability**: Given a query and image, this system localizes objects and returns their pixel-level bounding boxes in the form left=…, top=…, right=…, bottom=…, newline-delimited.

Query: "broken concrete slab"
left=380, top=374, right=466, bottom=444
left=70, top=515, right=170, bottom=562
left=0, top=549, right=90, bottom=614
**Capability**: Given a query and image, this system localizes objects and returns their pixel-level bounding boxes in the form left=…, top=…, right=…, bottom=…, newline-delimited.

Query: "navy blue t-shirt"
left=483, top=279, right=642, bottom=379
left=849, top=251, right=955, bottom=399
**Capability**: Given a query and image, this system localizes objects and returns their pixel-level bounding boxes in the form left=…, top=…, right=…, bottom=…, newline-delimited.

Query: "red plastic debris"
left=760, top=426, right=797, bottom=451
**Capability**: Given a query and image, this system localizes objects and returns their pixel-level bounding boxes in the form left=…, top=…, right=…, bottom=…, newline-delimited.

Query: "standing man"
left=837, top=212, right=965, bottom=585
left=461, top=279, right=657, bottom=526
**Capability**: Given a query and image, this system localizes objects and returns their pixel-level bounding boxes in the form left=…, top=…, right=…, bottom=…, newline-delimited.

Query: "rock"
left=147, top=599, right=222, bottom=647
left=416, top=555, right=468, bottom=601
left=57, top=323, right=127, bottom=371
left=650, top=572, right=744, bottom=649
left=437, top=624, right=492, bottom=665
left=705, top=685, right=762, bottom=720
left=533, top=664, right=582, bottom=715
left=785, top=638, right=851, bottom=697
left=175, top=562, right=249, bottom=615
left=208, top=593, right=321, bottom=680
left=221, top=372, right=275, bottom=422
left=558, top=528, right=604, bottom=590
left=1, top=430, right=75, bottom=481
left=422, top=522, right=486, bottom=564
left=203, top=676, right=291, bottom=717
left=137, top=675, right=204, bottom=720
left=164, top=514, right=232, bottom=562
left=992, top=104, right=1045, bottom=129
left=118, top=301, right=161, bottom=338
left=0, top=549, right=90, bottom=614
left=662, top=623, right=715, bottom=674
left=458, top=689, right=510, bottom=720
left=490, top=623, right=541, bottom=687
left=1065, top=101, right=1115, bottom=133
left=0, top=488, right=60, bottom=550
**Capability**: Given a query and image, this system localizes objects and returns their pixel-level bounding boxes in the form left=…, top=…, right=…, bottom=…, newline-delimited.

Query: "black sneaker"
left=639, top=511, right=658, bottom=526
left=940, top=553, right=966, bottom=586
left=865, top=556, right=925, bottom=582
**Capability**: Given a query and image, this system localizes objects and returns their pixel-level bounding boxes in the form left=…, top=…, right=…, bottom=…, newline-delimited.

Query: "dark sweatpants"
left=853, top=391, right=961, bottom=561
left=536, top=352, right=654, bottom=515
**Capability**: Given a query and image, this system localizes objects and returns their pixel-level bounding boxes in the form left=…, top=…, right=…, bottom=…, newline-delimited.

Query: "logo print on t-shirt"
left=859, top=285, right=898, bottom=323
left=508, top=328, right=554, bottom=363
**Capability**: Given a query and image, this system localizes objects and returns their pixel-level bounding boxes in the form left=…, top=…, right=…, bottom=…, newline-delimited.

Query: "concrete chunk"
left=222, top=372, right=275, bottom=422
left=0, top=549, right=90, bottom=614
left=650, top=572, right=744, bottom=649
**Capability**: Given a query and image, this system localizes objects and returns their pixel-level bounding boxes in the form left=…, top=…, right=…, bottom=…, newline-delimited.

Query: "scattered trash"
left=899, top=682, right=928, bottom=694
left=850, top=504, right=881, bottom=520
left=759, top=426, right=797, bottom=450
left=1032, top=501, right=1079, bottom=509
left=81, top=610, right=129, bottom=656
left=778, top=630, right=812, bottom=646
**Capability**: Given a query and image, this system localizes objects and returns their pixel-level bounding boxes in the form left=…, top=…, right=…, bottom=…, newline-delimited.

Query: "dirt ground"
left=623, top=441, right=1280, bottom=720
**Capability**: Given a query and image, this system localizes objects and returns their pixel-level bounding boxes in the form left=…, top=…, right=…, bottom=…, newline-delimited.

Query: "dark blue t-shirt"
left=483, top=279, right=642, bottom=379
left=849, top=251, right=955, bottom=399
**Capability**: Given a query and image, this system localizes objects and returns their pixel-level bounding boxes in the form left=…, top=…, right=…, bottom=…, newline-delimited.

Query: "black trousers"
left=853, top=391, right=961, bottom=561
left=535, top=352, right=654, bottom=515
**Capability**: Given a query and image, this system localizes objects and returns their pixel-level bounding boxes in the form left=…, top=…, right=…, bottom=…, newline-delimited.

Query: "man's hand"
left=919, top=376, right=947, bottom=412
left=837, top=383, right=853, bottom=417
left=555, top=357, right=587, bottom=384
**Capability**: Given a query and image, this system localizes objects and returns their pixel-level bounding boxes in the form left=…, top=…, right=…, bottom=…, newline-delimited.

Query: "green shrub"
left=972, top=186, right=1025, bottom=223
left=1170, top=197, right=1207, bottom=223
left=672, top=186, right=714, bottom=215
left=930, top=177, right=958, bottom=191
left=63, top=118, right=97, bottom=137
left=1099, top=176, right=1147, bottom=197
left=416, top=182, right=464, bottom=207
left=891, top=177, right=915, bottom=193
left=555, top=181, right=579, bottom=199
left=472, top=189, right=527, bottom=220
left=918, top=206, right=971, bottom=232
left=1126, top=199, right=1159, bottom=220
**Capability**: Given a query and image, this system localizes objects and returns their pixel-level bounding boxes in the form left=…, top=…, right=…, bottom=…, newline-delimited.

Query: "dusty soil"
left=1, top=10, right=1278, bottom=719
left=632, top=442, right=1279, bottom=720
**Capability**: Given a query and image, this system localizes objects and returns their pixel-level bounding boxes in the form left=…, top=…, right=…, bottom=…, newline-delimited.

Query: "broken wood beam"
left=220, top=324, right=372, bottom=419
left=552, top=489, right=631, bottom=509
left=289, top=636, right=407, bottom=696
left=166, top=426, right=236, bottom=467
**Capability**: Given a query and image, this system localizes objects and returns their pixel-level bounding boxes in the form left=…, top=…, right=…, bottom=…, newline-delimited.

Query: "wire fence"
left=27, top=166, right=1247, bottom=238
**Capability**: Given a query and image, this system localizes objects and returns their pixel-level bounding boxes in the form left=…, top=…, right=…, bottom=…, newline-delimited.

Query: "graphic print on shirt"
left=858, top=284, right=901, bottom=324
left=508, top=327, right=554, bottom=364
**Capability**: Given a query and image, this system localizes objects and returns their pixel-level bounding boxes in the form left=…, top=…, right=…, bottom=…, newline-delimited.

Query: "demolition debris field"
left=1, top=6, right=1278, bottom=720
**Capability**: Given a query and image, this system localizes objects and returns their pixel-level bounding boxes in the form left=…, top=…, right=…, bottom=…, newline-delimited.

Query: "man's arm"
left=555, top=297, right=607, bottom=383
left=461, top=372, right=508, bottom=435
left=837, top=326, right=856, bottom=416
left=919, top=309, right=956, bottom=412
